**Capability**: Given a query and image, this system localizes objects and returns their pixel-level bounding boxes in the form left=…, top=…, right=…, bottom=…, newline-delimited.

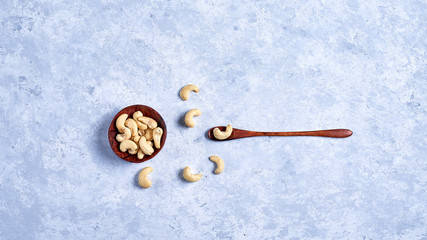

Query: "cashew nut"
left=137, top=149, right=145, bottom=159
left=133, top=134, right=141, bottom=144
left=116, top=127, right=131, bottom=142
left=119, top=139, right=138, bottom=153
left=136, top=121, right=148, bottom=130
left=179, top=84, right=199, bottom=101
left=144, top=128, right=153, bottom=141
left=153, top=127, right=163, bottom=149
left=133, top=112, right=148, bottom=130
left=138, top=136, right=154, bottom=155
left=182, top=166, right=202, bottom=182
left=209, top=155, right=224, bottom=174
left=138, top=116, right=157, bottom=129
left=116, top=114, right=128, bottom=133
left=184, top=109, right=201, bottom=128
left=125, top=118, right=138, bottom=137
left=213, top=124, right=232, bottom=140
left=147, top=140, right=153, bottom=147
left=138, top=167, right=153, bottom=188
left=133, top=111, right=143, bottom=121
left=138, top=129, right=145, bottom=136
left=129, top=148, right=138, bottom=155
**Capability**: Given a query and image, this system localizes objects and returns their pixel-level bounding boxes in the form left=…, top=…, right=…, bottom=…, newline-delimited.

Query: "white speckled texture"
left=1, top=0, right=426, bottom=239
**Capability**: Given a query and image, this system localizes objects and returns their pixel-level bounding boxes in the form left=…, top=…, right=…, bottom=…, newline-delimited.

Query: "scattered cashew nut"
left=184, top=109, right=201, bottom=128
left=116, top=114, right=128, bottom=133
left=179, top=84, right=199, bottom=101
left=119, top=139, right=138, bottom=153
left=116, top=127, right=131, bottom=142
left=138, top=167, right=153, bottom=188
left=138, top=136, right=154, bottom=155
left=182, top=166, right=202, bottom=182
left=209, top=155, right=224, bottom=174
left=138, top=116, right=158, bottom=129
left=153, top=127, right=163, bottom=149
left=125, top=118, right=138, bottom=137
left=213, top=124, right=232, bottom=140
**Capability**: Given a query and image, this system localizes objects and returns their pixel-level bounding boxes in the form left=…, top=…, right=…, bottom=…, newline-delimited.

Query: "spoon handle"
left=239, top=129, right=353, bottom=138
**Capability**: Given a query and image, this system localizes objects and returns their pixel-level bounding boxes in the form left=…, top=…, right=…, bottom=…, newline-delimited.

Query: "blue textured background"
left=1, top=0, right=426, bottom=239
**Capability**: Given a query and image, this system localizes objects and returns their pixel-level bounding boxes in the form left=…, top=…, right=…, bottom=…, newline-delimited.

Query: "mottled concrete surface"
left=0, top=0, right=426, bottom=239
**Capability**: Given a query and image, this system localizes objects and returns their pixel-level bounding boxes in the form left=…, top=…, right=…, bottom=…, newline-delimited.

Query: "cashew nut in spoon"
left=147, top=140, right=153, bottom=147
left=179, top=84, right=199, bottom=101
left=138, top=116, right=158, bottom=129
left=116, top=127, right=131, bottom=142
left=116, top=114, right=128, bottom=133
left=153, top=127, right=163, bottom=149
left=184, top=109, right=201, bottom=128
left=125, top=118, right=138, bottom=137
left=213, top=124, right=233, bottom=140
left=209, top=155, right=224, bottom=174
left=138, top=167, right=153, bottom=188
left=138, top=136, right=154, bottom=155
left=182, top=166, right=202, bottom=182
left=119, top=139, right=138, bottom=153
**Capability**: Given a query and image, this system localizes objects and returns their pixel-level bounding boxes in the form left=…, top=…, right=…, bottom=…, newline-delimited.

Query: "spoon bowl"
left=108, top=105, right=167, bottom=163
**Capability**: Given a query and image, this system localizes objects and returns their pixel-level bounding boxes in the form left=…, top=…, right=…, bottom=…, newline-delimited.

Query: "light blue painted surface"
left=0, top=0, right=426, bottom=239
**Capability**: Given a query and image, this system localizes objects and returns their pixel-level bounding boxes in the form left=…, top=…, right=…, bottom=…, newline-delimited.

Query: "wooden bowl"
left=108, top=105, right=167, bottom=163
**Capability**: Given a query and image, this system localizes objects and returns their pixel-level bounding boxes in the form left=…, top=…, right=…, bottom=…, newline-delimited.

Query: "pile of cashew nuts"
left=115, top=111, right=163, bottom=160
left=136, top=84, right=231, bottom=189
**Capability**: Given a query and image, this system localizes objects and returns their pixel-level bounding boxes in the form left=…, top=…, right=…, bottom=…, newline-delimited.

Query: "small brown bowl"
left=108, top=105, right=167, bottom=163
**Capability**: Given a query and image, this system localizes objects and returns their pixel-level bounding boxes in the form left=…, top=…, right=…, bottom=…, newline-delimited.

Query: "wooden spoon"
left=207, top=126, right=352, bottom=141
